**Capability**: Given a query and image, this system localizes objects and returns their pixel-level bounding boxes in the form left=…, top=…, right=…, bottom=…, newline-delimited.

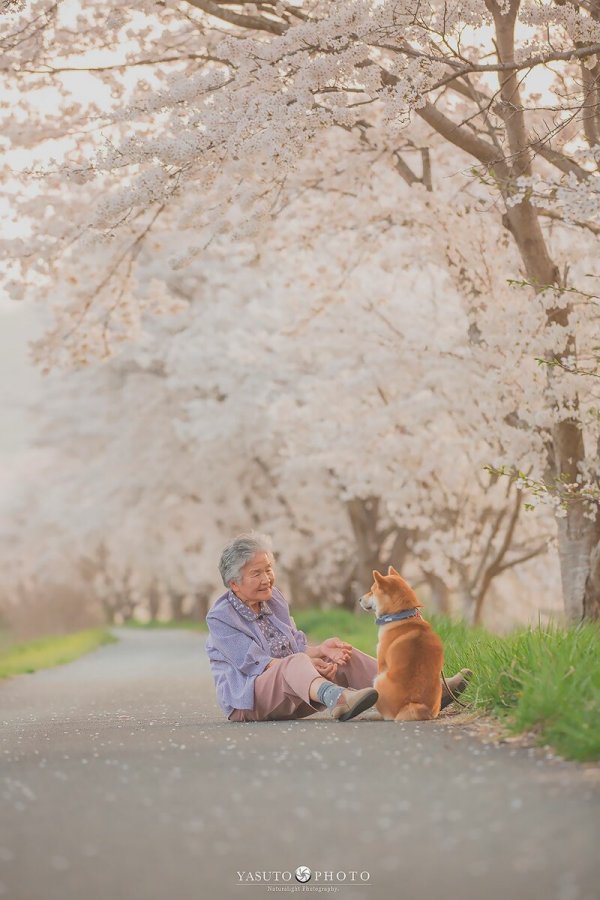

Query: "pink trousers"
left=227, top=648, right=378, bottom=722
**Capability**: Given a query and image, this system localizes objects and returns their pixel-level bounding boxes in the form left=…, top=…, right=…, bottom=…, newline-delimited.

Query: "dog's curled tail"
left=394, top=703, right=434, bottom=722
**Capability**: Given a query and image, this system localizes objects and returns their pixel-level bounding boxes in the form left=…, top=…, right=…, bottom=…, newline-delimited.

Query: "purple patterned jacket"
left=205, top=585, right=308, bottom=718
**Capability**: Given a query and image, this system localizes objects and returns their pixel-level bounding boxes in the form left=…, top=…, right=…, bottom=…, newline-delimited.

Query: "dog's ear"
left=372, top=569, right=385, bottom=585
left=388, top=565, right=400, bottom=577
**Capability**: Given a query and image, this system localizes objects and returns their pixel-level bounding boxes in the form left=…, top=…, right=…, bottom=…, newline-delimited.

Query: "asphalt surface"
left=0, top=627, right=598, bottom=900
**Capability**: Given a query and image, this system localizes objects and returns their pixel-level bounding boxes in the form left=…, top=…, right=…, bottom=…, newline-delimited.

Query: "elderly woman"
left=205, top=533, right=381, bottom=722
left=205, top=533, right=470, bottom=723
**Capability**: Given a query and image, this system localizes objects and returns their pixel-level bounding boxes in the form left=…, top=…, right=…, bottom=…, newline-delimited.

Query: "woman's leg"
left=229, top=653, right=328, bottom=722
left=330, top=646, right=378, bottom=690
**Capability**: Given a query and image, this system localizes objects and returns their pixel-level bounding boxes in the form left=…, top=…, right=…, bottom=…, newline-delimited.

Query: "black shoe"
left=329, top=688, right=379, bottom=721
left=440, top=668, right=473, bottom=709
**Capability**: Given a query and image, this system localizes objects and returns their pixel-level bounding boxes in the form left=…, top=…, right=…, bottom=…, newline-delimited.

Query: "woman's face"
left=230, top=552, right=275, bottom=606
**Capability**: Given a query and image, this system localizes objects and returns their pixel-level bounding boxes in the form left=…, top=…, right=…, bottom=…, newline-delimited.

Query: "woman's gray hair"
left=218, top=532, right=275, bottom=588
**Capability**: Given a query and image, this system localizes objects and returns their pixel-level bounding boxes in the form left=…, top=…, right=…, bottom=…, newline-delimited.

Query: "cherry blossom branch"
left=180, top=0, right=287, bottom=35
left=59, top=202, right=166, bottom=345
left=17, top=52, right=231, bottom=74
left=428, top=42, right=600, bottom=91
left=416, top=99, right=502, bottom=167
left=535, top=355, right=600, bottom=379
left=531, top=144, right=593, bottom=182
left=485, top=466, right=600, bottom=507
left=373, top=33, right=600, bottom=83
left=506, top=279, right=600, bottom=303
left=536, top=207, right=600, bottom=236
left=446, top=69, right=595, bottom=182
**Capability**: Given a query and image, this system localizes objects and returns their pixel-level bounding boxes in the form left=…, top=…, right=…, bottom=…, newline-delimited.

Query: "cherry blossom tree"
left=1, top=177, right=558, bottom=628
left=2, top=0, right=599, bottom=619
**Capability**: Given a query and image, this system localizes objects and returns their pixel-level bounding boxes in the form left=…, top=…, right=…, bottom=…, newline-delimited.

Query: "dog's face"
left=359, top=578, right=380, bottom=613
left=359, top=566, right=423, bottom=615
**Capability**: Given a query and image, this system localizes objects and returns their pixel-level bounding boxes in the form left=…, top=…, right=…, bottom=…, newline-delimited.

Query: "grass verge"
left=0, top=628, right=118, bottom=681
left=294, top=607, right=600, bottom=763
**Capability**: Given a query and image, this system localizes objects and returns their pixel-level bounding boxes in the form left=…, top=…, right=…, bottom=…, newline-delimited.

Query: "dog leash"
left=441, top=670, right=471, bottom=708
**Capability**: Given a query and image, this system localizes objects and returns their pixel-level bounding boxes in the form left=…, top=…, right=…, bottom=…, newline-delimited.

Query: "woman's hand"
left=318, top=637, right=352, bottom=665
left=312, top=657, right=338, bottom=680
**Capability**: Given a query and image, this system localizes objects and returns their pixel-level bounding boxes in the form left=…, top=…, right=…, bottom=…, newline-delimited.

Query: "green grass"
left=294, top=607, right=600, bottom=763
left=0, top=628, right=118, bottom=680
left=293, top=607, right=379, bottom=653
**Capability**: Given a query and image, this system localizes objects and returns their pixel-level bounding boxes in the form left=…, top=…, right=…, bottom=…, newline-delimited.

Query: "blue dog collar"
left=375, top=608, right=420, bottom=625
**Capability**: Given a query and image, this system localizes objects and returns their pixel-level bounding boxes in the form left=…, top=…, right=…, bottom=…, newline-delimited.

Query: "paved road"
left=0, top=628, right=598, bottom=900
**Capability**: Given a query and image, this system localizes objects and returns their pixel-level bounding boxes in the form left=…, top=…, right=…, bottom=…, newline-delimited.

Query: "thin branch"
left=532, top=143, right=592, bottom=182
left=392, top=151, right=421, bottom=186
left=180, top=0, right=287, bottom=35
left=537, top=207, right=600, bottom=236
left=427, top=42, right=600, bottom=91
left=417, top=99, right=501, bottom=167
left=16, top=52, right=230, bottom=75
left=494, top=542, right=549, bottom=576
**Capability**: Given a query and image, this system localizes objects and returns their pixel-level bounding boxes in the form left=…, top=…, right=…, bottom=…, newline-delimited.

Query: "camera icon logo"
left=295, top=866, right=312, bottom=883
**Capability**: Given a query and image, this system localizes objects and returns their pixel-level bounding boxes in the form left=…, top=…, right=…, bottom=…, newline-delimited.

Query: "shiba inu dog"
left=359, top=567, right=444, bottom=721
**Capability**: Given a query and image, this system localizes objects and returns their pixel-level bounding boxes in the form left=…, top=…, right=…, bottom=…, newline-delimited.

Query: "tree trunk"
left=148, top=581, right=160, bottom=620
left=193, top=592, right=210, bottom=621
left=344, top=497, right=412, bottom=611
left=281, top=564, right=322, bottom=609
left=99, top=597, right=117, bottom=625
left=556, top=507, right=600, bottom=621
left=585, top=538, right=600, bottom=620
left=170, top=592, right=185, bottom=620
left=502, top=212, right=600, bottom=619
left=550, top=418, right=600, bottom=620
left=424, top=572, right=451, bottom=615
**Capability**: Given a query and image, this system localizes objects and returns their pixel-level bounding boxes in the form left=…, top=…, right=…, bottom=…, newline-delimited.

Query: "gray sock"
left=316, top=681, right=345, bottom=708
